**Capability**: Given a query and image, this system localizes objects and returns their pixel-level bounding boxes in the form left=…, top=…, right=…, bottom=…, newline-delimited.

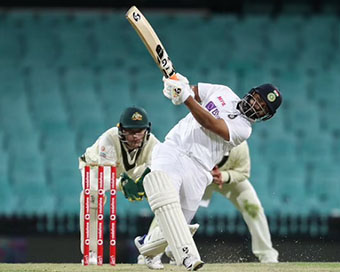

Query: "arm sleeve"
left=220, top=142, right=251, bottom=184
left=97, top=133, right=117, bottom=166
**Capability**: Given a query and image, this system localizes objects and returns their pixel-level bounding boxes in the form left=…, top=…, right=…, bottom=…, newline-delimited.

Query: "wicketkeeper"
left=78, top=106, right=159, bottom=264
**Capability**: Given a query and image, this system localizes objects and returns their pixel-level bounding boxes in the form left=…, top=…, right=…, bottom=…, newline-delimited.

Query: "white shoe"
left=137, top=253, right=164, bottom=269
left=137, top=254, right=145, bottom=264
left=165, top=246, right=176, bottom=265
left=144, top=254, right=164, bottom=270
left=135, top=235, right=146, bottom=251
left=81, top=251, right=97, bottom=265
left=183, top=255, right=204, bottom=271
left=189, top=224, right=200, bottom=236
left=165, top=224, right=200, bottom=266
left=259, top=251, right=279, bottom=263
left=135, top=237, right=164, bottom=270
left=260, top=256, right=279, bottom=263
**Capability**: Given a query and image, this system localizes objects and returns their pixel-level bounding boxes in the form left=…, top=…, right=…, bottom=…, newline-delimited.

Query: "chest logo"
left=218, top=96, right=226, bottom=106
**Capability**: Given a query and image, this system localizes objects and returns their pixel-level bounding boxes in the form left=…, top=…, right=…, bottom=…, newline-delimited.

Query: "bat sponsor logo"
left=156, top=45, right=164, bottom=59
left=182, top=246, right=189, bottom=254
left=156, top=44, right=175, bottom=78
left=132, top=12, right=141, bottom=22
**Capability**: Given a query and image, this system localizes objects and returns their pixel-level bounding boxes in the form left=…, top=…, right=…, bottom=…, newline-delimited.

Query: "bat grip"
left=170, top=74, right=178, bottom=80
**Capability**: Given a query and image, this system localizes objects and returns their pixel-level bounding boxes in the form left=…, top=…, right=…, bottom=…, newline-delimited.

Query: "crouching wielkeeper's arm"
left=119, top=167, right=151, bottom=201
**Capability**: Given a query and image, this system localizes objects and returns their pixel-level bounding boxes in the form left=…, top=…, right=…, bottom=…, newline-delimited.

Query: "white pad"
left=137, top=223, right=199, bottom=257
left=143, top=171, right=201, bottom=265
left=79, top=191, right=98, bottom=254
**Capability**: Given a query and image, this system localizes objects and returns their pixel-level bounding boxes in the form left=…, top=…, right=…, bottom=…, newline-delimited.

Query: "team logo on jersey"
left=206, top=101, right=220, bottom=117
left=267, top=90, right=279, bottom=102
left=131, top=112, right=143, bottom=121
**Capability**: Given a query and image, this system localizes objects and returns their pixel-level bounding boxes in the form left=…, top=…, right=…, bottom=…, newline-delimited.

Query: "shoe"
left=81, top=251, right=97, bottom=265
left=144, top=254, right=164, bottom=270
left=260, top=256, right=279, bottom=264
left=137, top=253, right=164, bottom=269
left=183, top=255, right=204, bottom=271
left=165, top=246, right=176, bottom=265
left=165, top=224, right=200, bottom=266
left=259, top=251, right=279, bottom=263
left=135, top=235, right=146, bottom=248
left=169, top=259, right=176, bottom=265
left=137, top=254, right=145, bottom=264
left=135, top=237, right=164, bottom=270
left=189, top=224, right=200, bottom=236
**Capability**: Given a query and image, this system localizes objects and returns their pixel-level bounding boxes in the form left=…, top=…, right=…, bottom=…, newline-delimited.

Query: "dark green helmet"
left=119, top=106, right=151, bottom=130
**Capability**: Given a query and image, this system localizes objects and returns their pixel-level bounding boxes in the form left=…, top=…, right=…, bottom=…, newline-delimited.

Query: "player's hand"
left=163, top=73, right=193, bottom=105
left=135, top=167, right=150, bottom=198
left=211, top=166, right=223, bottom=190
left=120, top=173, right=143, bottom=201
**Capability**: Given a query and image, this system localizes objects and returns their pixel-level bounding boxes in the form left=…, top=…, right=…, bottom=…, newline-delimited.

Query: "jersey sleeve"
left=198, top=83, right=233, bottom=102
left=221, top=112, right=252, bottom=147
left=97, top=132, right=117, bottom=166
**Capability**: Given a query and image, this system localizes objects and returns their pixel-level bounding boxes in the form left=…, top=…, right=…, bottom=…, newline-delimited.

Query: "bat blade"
left=126, top=6, right=177, bottom=79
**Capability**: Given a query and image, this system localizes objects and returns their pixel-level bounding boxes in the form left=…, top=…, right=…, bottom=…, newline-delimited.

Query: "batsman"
left=78, top=106, right=159, bottom=264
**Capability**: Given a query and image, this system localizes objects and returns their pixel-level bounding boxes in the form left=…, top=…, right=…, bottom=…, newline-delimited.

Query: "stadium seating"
left=0, top=9, right=339, bottom=237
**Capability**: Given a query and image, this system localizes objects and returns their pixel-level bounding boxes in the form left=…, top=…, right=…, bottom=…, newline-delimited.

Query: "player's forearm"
left=185, top=96, right=230, bottom=141
left=221, top=169, right=249, bottom=184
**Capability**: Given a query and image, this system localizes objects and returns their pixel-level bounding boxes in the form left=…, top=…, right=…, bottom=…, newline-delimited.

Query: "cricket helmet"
left=119, top=106, right=151, bottom=130
left=239, top=83, right=282, bottom=122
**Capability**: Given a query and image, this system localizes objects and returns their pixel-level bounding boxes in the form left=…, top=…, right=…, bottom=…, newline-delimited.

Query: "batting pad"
left=79, top=191, right=98, bottom=254
left=138, top=224, right=200, bottom=257
left=144, top=171, right=201, bottom=265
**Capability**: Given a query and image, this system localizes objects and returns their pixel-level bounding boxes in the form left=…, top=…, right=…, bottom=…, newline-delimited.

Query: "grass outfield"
left=0, top=263, right=340, bottom=272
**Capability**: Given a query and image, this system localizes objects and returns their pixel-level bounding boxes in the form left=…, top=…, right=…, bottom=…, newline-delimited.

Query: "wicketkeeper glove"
left=135, top=167, right=150, bottom=198
left=120, top=168, right=150, bottom=202
left=162, top=73, right=194, bottom=105
left=120, top=173, right=143, bottom=202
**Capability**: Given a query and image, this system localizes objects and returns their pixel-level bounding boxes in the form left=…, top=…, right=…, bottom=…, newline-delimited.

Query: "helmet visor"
left=239, top=92, right=271, bottom=122
left=119, top=128, right=147, bottom=150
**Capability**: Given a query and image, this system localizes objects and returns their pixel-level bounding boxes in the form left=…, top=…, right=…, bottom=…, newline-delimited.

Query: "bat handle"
left=170, top=74, right=178, bottom=80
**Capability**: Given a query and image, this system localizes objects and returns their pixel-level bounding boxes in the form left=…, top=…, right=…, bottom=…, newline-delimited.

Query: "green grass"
left=0, top=263, right=339, bottom=272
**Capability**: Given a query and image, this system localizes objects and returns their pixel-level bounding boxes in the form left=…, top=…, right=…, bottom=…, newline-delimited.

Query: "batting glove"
left=163, top=73, right=193, bottom=105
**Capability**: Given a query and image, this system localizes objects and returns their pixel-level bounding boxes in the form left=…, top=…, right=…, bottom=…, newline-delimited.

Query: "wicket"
left=83, top=165, right=117, bottom=266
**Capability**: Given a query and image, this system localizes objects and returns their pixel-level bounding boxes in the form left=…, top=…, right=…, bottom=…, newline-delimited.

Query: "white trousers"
left=151, top=142, right=212, bottom=223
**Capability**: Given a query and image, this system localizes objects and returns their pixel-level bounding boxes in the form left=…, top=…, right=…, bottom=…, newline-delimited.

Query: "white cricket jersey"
left=79, top=127, right=159, bottom=180
left=165, top=83, right=252, bottom=171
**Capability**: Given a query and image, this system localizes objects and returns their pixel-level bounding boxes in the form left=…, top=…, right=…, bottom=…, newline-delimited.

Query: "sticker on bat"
left=133, top=12, right=141, bottom=22
left=156, top=45, right=175, bottom=78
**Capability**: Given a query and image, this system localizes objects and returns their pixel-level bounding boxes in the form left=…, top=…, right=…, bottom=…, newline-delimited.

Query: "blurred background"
left=0, top=0, right=340, bottom=264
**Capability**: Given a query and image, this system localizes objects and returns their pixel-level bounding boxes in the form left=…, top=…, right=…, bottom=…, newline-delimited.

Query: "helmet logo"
left=267, top=92, right=277, bottom=102
left=131, top=112, right=143, bottom=121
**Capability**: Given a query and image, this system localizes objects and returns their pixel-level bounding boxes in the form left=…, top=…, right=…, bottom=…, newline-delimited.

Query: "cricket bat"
left=126, top=6, right=178, bottom=80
